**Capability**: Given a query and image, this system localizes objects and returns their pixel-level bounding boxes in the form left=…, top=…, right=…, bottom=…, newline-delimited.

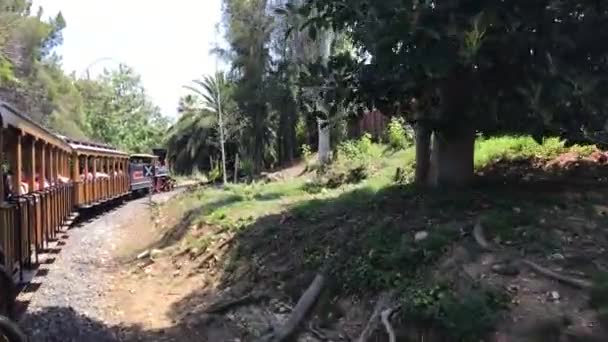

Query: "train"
left=0, top=101, right=174, bottom=340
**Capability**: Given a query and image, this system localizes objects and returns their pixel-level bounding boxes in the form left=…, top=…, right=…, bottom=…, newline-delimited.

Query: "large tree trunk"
left=414, top=123, right=432, bottom=185
left=428, top=128, right=475, bottom=187
left=318, top=118, right=331, bottom=165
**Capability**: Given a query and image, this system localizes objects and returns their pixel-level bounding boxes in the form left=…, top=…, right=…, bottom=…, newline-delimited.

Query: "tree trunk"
left=414, top=123, right=432, bottom=185
left=318, top=118, right=331, bottom=165
left=428, top=128, right=475, bottom=187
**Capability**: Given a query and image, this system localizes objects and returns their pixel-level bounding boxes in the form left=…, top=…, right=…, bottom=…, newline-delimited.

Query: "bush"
left=336, top=133, right=374, bottom=162
left=386, top=117, right=412, bottom=150
left=207, top=165, right=222, bottom=183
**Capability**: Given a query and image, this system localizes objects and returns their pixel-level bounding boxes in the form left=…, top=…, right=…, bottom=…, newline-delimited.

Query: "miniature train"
left=0, top=101, right=174, bottom=340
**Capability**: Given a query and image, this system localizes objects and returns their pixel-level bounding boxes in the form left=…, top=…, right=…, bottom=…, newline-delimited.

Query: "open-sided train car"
left=61, top=137, right=130, bottom=208
left=0, top=101, right=140, bottom=340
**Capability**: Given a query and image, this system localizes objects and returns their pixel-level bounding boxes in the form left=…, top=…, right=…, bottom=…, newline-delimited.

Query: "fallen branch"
left=381, top=307, right=398, bottom=342
left=473, top=218, right=592, bottom=290
left=357, top=291, right=396, bottom=342
left=198, top=237, right=235, bottom=266
left=520, top=260, right=592, bottom=290
left=205, top=292, right=269, bottom=314
left=268, top=273, right=326, bottom=342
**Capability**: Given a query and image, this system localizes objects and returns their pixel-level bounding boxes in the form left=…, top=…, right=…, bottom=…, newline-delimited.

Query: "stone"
left=414, top=231, right=429, bottom=242
left=491, top=263, right=520, bottom=276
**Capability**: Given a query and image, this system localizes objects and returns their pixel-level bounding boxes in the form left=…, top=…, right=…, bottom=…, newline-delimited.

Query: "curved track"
left=18, top=190, right=181, bottom=342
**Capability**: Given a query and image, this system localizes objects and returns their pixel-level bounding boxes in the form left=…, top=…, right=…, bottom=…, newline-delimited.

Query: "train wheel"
left=0, top=266, right=16, bottom=320
left=0, top=315, right=26, bottom=342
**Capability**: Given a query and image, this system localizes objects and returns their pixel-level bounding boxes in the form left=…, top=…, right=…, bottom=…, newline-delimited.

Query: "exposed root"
left=473, top=221, right=494, bottom=252
left=381, top=307, right=398, bottom=342
left=357, top=291, right=396, bottom=342
left=205, top=292, right=270, bottom=314
left=520, top=260, right=592, bottom=290
left=198, top=237, right=235, bottom=267
left=262, top=273, right=326, bottom=342
left=474, top=218, right=592, bottom=290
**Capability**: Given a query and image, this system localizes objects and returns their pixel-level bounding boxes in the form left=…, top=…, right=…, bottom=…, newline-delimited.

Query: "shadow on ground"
left=20, top=160, right=608, bottom=341
left=161, top=160, right=608, bottom=340
left=21, top=305, right=246, bottom=342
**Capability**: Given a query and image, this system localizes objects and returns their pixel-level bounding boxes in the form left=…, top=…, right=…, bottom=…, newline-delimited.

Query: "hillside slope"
left=110, top=136, right=608, bottom=341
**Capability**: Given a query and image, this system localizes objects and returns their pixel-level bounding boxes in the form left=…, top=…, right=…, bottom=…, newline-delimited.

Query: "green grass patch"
left=474, top=135, right=597, bottom=168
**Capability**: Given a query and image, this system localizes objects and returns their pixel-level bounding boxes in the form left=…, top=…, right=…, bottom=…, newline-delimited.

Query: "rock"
left=414, top=231, right=429, bottom=242
left=549, top=291, right=560, bottom=301
left=549, top=253, right=565, bottom=261
left=137, top=250, right=150, bottom=259
left=492, top=263, right=520, bottom=276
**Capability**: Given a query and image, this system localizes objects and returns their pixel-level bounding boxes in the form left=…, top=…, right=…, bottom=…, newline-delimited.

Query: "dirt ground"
left=18, top=160, right=608, bottom=342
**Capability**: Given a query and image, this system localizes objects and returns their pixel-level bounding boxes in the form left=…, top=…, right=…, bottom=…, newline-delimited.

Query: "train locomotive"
left=0, top=101, right=174, bottom=341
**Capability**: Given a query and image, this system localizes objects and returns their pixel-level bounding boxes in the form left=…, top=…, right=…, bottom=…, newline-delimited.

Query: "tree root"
left=261, top=273, right=326, bottom=342
left=473, top=220, right=494, bottom=252
left=474, top=221, right=593, bottom=290
left=381, top=307, right=399, bottom=342
left=520, top=260, right=592, bottom=290
left=357, top=291, right=396, bottom=342
left=205, top=292, right=270, bottom=314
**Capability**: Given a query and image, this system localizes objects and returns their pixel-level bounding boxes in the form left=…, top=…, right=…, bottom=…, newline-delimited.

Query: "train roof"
left=59, top=136, right=129, bottom=157
left=0, top=102, right=73, bottom=152
left=129, top=153, right=158, bottom=159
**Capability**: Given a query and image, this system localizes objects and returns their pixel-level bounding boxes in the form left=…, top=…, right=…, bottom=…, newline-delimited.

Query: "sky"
left=33, top=0, right=224, bottom=118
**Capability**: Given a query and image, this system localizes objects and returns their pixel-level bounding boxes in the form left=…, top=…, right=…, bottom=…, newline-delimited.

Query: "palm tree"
left=166, top=96, right=219, bottom=174
left=184, top=72, right=234, bottom=184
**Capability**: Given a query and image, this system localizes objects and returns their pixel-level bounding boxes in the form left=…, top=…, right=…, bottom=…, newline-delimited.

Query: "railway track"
left=0, top=101, right=181, bottom=341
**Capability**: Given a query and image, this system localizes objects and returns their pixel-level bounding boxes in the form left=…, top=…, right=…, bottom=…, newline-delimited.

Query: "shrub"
left=207, top=164, right=222, bottom=183
left=301, top=144, right=312, bottom=162
left=386, top=117, right=412, bottom=150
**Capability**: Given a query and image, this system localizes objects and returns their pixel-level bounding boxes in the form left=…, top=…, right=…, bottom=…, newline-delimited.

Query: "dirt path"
left=18, top=191, right=182, bottom=342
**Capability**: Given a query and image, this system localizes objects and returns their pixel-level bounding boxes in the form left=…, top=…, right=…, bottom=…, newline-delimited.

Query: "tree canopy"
left=294, top=0, right=608, bottom=185
left=0, top=1, right=170, bottom=153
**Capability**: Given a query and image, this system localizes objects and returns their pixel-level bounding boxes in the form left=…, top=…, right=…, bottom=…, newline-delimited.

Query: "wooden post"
left=11, top=130, right=23, bottom=196
left=105, top=157, right=110, bottom=198
left=92, top=156, right=97, bottom=202
left=83, top=155, right=89, bottom=204
left=37, top=141, right=45, bottom=189
left=26, top=136, right=35, bottom=193
left=52, top=147, right=58, bottom=184
left=71, top=153, right=79, bottom=205
left=0, top=123, right=4, bottom=201
left=45, top=145, right=51, bottom=187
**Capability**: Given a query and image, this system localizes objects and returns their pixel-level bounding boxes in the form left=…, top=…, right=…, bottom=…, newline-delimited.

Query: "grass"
left=166, top=134, right=602, bottom=341
left=474, top=135, right=597, bottom=168
left=174, top=134, right=601, bottom=241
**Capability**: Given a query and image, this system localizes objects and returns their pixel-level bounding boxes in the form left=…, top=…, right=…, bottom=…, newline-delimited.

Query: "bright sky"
left=33, top=0, right=224, bottom=118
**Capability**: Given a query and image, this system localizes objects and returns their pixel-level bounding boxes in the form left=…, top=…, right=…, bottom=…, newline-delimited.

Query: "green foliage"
left=295, top=117, right=307, bottom=148
left=386, top=117, right=411, bottom=151
left=300, top=144, right=312, bottom=161
left=474, top=136, right=597, bottom=168
left=167, top=72, right=242, bottom=175
left=207, top=164, right=222, bottom=184
left=400, top=286, right=508, bottom=342
left=77, top=65, right=169, bottom=152
left=303, top=0, right=608, bottom=142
